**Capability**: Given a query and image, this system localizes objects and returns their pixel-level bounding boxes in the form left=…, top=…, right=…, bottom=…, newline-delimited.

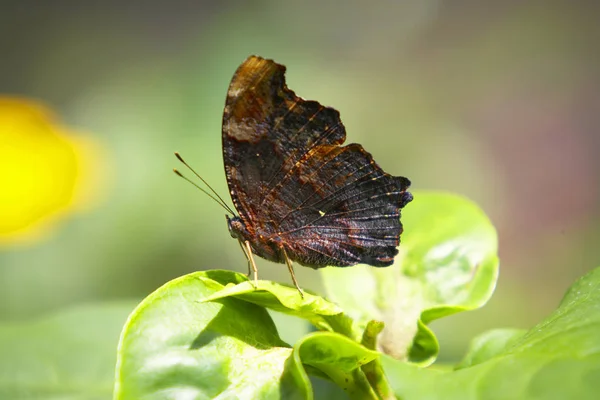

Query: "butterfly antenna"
left=173, top=169, right=235, bottom=215
left=173, top=152, right=236, bottom=215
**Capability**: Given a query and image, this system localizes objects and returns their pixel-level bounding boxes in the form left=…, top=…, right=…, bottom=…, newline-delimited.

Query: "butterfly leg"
left=237, top=239, right=253, bottom=278
left=241, top=239, right=259, bottom=287
left=281, top=247, right=304, bottom=298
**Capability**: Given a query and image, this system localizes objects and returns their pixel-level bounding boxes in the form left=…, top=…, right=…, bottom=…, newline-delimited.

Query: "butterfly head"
left=226, top=215, right=247, bottom=240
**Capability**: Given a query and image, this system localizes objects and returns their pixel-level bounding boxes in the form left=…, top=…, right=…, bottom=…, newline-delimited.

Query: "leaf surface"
left=383, top=266, right=600, bottom=399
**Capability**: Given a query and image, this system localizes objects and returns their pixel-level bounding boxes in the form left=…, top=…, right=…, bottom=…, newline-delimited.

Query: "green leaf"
left=0, top=302, right=135, bottom=400
left=455, top=328, right=527, bottom=369
left=114, top=272, right=307, bottom=400
left=382, top=266, right=600, bottom=399
left=292, top=332, right=380, bottom=400
left=200, top=271, right=360, bottom=341
left=321, top=191, right=499, bottom=365
left=115, top=271, right=390, bottom=399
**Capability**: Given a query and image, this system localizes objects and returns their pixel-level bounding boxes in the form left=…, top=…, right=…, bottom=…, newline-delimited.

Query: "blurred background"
left=1, top=0, right=599, bottom=362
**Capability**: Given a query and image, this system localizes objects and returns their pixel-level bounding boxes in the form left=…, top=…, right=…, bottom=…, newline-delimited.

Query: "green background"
left=1, top=0, right=599, bottom=367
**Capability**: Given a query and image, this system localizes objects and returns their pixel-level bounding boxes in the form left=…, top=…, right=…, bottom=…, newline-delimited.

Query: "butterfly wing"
left=222, top=56, right=412, bottom=267
left=274, top=144, right=412, bottom=267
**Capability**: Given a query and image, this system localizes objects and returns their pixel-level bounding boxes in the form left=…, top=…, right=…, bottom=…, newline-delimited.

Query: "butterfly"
left=176, top=56, right=412, bottom=296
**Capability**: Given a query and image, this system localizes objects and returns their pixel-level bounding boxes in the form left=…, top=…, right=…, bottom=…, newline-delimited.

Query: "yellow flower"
left=0, top=97, right=105, bottom=245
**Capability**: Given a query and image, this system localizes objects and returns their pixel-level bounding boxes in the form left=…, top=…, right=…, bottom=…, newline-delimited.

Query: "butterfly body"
left=227, top=215, right=284, bottom=264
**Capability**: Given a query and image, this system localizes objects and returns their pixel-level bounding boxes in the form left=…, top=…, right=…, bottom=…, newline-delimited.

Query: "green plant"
left=2, top=192, right=599, bottom=399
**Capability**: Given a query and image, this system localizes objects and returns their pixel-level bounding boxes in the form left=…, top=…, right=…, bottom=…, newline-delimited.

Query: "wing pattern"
left=223, top=55, right=412, bottom=268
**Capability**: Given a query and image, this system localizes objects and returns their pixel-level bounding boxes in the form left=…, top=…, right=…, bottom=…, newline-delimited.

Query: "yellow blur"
left=0, top=97, right=103, bottom=245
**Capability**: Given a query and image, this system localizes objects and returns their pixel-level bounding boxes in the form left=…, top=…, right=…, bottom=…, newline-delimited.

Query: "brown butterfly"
left=176, top=56, right=412, bottom=296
